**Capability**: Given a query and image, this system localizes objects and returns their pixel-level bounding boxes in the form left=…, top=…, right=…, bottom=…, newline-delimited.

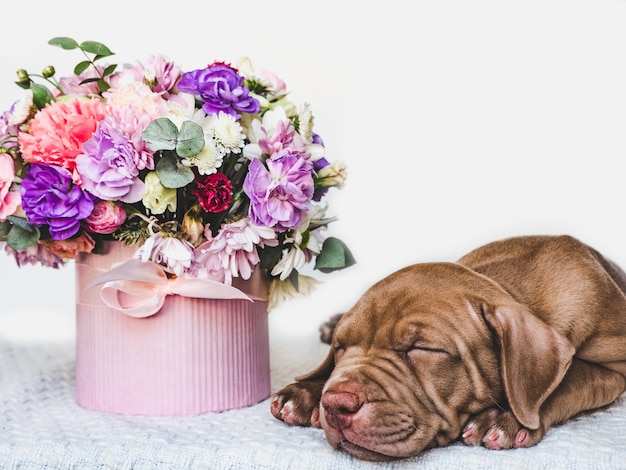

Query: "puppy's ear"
left=482, top=302, right=575, bottom=429
left=295, top=348, right=335, bottom=382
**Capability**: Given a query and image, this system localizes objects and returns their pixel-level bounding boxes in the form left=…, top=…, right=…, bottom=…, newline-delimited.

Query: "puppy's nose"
left=322, top=390, right=363, bottom=429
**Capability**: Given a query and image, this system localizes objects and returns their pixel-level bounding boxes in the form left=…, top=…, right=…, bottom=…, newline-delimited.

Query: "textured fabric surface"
left=1, top=334, right=625, bottom=470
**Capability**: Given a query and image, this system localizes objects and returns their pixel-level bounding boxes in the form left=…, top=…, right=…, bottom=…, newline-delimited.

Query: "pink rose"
left=0, top=154, right=21, bottom=221
left=84, top=200, right=127, bottom=234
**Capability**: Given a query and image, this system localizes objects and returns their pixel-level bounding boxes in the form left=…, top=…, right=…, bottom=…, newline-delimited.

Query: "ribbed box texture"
left=75, top=242, right=271, bottom=415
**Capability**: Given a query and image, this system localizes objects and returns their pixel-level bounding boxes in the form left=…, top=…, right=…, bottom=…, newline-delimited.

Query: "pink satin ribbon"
left=88, top=258, right=256, bottom=318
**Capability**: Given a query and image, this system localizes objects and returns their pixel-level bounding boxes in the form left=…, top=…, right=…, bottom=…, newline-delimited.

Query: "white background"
left=1, top=0, right=626, bottom=344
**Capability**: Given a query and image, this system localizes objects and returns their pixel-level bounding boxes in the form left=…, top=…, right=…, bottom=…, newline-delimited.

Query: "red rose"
left=192, top=172, right=232, bottom=213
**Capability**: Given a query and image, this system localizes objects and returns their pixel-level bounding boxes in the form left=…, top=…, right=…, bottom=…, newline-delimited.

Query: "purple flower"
left=20, top=163, right=95, bottom=240
left=177, top=63, right=260, bottom=118
left=243, top=152, right=314, bottom=232
left=75, top=119, right=145, bottom=203
left=313, top=156, right=331, bottom=202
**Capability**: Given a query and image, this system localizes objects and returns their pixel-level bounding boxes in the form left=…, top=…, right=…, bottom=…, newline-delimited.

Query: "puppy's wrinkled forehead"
left=335, top=262, right=487, bottom=345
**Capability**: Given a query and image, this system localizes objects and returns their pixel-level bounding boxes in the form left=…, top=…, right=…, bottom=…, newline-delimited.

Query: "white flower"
left=181, top=139, right=223, bottom=175
left=134, top=232, right=195, bottom=277
left=317, top=161, right=348, bottom=189
left=268, top=275, right=319, bottom=311
left=297, top=103, right=314, bottom=143
left=207, top=111, right=245, bottom=154
left=8, top=90, right=34, bottom=126
left=270, top=204, right=330, bottom=280
left=271, top=244, right=306, bottom=281
left=236, top=56, right=288, bottom=101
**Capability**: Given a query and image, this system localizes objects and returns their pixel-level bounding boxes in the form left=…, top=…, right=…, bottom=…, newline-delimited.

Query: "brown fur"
left=270, top=235, right=626, bottom=461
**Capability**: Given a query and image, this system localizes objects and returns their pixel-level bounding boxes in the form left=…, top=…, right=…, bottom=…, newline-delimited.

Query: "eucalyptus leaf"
left=30, top=83, right=54, bottom=109
left=142, top=118, right=179, bottom=151
left=80, top=41, right=114, bottom=57
left=48, top=37, right=79, bottom=50
left=176, top=121, right=205, bottom=158
left=156, top=153, right=195, bottom=189
left=7, top=224, right=40, bottom=250
left=0, top=221, right=10, bottom=238
left=7, top=215, right=37, bottom=232
left=314, top=237, right=356, bottom=273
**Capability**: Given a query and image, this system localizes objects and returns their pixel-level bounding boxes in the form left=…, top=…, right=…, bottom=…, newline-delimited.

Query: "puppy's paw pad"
left=271, top=394, right=311, bottom=426
left=513, top=427, right=545, bottom=448
left=463, top=408, right=521, bottom=450
left=462, top=408, right=499, bottom=446
left=270, top=381, right=325, bottom=428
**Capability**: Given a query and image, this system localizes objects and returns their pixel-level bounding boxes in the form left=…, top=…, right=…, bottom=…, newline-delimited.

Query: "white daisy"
left=181, top=139, right=224, bottom=175
left=207, top=111, right=245, bottom=154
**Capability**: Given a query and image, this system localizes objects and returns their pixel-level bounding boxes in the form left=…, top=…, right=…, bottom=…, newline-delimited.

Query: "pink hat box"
left=74, top=241, right=271, bottom=415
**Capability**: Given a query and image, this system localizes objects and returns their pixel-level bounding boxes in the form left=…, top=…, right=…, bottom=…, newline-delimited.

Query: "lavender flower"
left=75, top=119, right=145, bottom=203
left=177, top=63, right=260, bottom=118
left=20, top=163, right=95, bottom=240
left=243, top=152, right=314, bottom=232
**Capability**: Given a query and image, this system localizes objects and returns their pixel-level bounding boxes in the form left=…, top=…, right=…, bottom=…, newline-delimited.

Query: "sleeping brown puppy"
left=270, top=235, right=626, bottom=461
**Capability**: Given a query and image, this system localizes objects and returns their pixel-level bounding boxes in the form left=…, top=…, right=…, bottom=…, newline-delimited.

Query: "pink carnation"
left=18, top=98, right=106, bottom=175
left=105, top=106, right=155, bottom=171
left=0, top=154, right=21, bottom=220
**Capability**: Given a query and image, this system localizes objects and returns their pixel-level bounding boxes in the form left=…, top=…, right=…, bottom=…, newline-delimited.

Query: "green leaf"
left=176, top=121, right=205, bottom=158
left=156, top=153, right=195, bottom=189
left=48, top=37, right=79, bottom=50
left=30, top=83, right=54, bottom=109
left=7, top=215, right=36, bottom=232
left=97, top=79, right=110, bottom=93
left=0, top=221, right=10, bottom=238
left=314, top=237, right=356, bottom=273
left=78, top=77, right=100, bottom=86
left=102, top=63, right=118, bottom=77
left=74, top=60, right=91, bottom=76
left=259, top=244, right=283, bottom=271
left=142, top=118, right=179, bottom=151
left=7, top=223, right=40, bottom=250
left=80, top=40, right=114, bottom=57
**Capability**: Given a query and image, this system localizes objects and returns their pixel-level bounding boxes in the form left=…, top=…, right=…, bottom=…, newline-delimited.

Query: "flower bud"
left=15, top=69, right=30, bottom=85
left=181, top=205, right=204, bottom=245
left=316, top=161, right=348, bottom=189
left=42, top=66, right=56, bottom=78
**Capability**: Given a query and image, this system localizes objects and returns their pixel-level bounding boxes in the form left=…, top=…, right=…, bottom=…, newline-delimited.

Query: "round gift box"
left=74, top=241, right=271, bottom=415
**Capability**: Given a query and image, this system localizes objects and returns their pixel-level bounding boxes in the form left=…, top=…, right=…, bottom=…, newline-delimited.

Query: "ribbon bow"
left=88, top=258, right=254, bottom=318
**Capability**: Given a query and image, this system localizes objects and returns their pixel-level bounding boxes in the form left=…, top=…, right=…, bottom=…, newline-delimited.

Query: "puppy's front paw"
left=270, top=380, right=325, bottom=428
left=461, top=407, right=546, bottom=450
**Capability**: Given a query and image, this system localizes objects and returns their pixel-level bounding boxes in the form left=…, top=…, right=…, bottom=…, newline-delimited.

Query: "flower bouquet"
left=0, top=37, right=354, bottom=414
